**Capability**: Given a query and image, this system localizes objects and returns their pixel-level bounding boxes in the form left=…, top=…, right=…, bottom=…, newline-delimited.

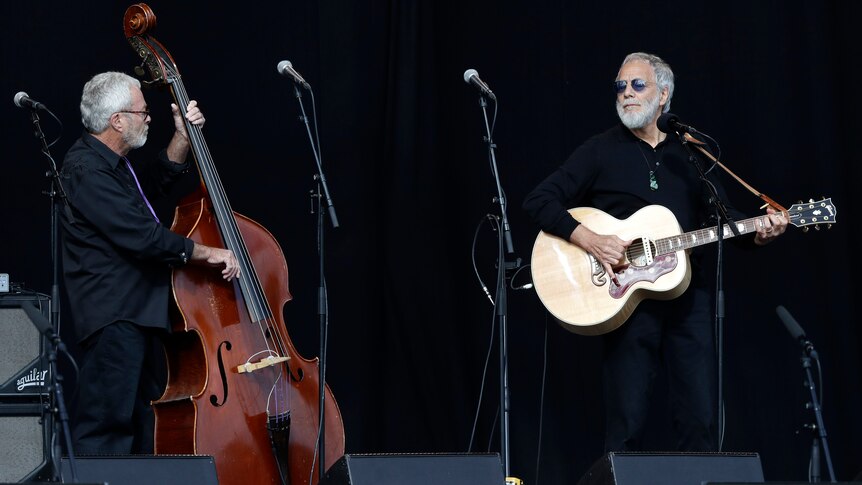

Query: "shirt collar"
left=616, top=122, right=676, bottom=149
left=81, top=132, right=127, bottom=169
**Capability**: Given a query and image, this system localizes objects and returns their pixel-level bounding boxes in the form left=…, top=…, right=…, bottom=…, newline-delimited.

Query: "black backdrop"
left=2, top=1, right=860, bottom=482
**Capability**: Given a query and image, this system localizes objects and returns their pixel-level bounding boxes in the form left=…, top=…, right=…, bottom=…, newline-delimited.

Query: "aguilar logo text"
left=16, top=367, right=48, bottom=391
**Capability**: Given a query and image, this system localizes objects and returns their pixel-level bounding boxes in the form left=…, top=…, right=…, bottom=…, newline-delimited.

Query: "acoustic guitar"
left=530, top=198, right=836, bottom=335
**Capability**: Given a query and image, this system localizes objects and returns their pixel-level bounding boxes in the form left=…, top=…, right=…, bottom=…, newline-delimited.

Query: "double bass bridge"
left=237, top=355, right=290, bottom=374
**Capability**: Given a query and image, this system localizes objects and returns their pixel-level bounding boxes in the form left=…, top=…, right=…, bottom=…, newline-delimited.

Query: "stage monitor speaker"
left=59, top=455, right=219, bottom=485
left=0, top=401, right=51, bottom=482
left=319, top=453, right=505, bottom=485
left=577, top=452, right=764, bottom=485
left=0, top=294, right=51, bottom=398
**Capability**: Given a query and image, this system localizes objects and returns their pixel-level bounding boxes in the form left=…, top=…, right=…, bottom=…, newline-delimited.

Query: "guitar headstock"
left=787, top=197, right=837, bottom=232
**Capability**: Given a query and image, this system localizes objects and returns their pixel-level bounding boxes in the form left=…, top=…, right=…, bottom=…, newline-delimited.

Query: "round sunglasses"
left=613, top=78, right=654, bottom=94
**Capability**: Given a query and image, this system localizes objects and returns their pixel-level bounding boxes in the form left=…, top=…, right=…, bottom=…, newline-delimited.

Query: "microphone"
left=776, top=305, right=817, bottom=357
left=276, top=60, right=310, bottom=89
left=463, top=69, right=496, bottom=100
left=657, top=112, right=699, bottom=135
left=13, top=91, right=47, bottom=110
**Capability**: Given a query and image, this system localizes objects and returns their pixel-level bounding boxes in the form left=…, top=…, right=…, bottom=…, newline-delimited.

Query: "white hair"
left=80, top=72, right=141, bottom=133
left=620, top=52, right=675, bottom=113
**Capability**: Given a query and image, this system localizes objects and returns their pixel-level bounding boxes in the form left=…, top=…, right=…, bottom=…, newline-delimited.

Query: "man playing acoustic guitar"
left=523, top=52, right=787, bottom=452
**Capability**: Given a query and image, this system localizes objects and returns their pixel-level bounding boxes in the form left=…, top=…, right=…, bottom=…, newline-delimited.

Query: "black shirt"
left=523, top=123, right=749, bottom=282
left=60, top=133, right=196, bottom=343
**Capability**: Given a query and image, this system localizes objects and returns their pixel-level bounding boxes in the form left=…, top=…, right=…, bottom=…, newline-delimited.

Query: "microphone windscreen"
left=656, top=112, right=678, bottom=134
left=276, top=60, right=291, bottom=74
left=13, top=91, right=28, bottom=108
left=463, top=69, right=478, bottom=83
left=776, top=305, right=806, bottom=341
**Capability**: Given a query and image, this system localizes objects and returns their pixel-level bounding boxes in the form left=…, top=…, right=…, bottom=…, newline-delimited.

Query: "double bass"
left=122, top=5, right=345, bottom=485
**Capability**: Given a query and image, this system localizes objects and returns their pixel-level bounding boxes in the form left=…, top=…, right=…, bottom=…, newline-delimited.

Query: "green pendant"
left=649, top=171, right=658, bottom=191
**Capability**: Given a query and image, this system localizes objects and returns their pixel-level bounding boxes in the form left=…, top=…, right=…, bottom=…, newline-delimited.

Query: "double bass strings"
left=165, top=62, right=294, bottom=414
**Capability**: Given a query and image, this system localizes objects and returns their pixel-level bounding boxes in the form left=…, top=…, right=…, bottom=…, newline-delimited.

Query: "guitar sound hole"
left=625, top=238, right=656, bottom=268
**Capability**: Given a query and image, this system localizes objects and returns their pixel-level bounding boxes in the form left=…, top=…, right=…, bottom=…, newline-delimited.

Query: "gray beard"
left=616, top=93, right=661, bottom=130
left=123, top=126, right=148, bottom=149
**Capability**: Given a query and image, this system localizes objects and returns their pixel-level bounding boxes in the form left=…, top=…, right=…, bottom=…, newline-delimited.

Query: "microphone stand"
left=23, top=305, right=76, bottom=483
left=477, top=94, right=517, bottom=480
left=24, top=106, right=78, bottom=483
left=479, top=97, right=513, bottom=254
left=799, top=348, right=836, bottom=482
left=294, top=84, right=339, bottom=229
left=292, top=82, right=338, bottom=482
left=676, top=130, right=737, bottom=450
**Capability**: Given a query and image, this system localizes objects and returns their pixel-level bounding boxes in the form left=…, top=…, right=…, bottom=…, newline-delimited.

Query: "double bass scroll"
left=122, top=4, right=345, bottom=485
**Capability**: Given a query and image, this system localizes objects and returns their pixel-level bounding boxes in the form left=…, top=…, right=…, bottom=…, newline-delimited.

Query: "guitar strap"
left=683, top=133, right=788, bottom=214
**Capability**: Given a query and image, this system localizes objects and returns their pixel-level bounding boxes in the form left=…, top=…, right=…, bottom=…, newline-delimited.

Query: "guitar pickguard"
left=608, top=253, right=678, bottom=299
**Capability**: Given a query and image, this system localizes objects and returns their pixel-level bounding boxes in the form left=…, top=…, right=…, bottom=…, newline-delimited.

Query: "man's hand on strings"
left=570, top=224, right=631, bottom=284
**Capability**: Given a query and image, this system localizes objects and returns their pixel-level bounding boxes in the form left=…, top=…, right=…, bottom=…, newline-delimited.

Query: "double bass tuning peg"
left=131, top=54, right=160, bottom=88
left=132, top=53, right=149, bottom=78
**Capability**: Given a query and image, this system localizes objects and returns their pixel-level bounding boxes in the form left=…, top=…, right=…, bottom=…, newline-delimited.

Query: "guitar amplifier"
left=0, top=293, right=51, bottom=399
left=0, top=293, right=53, bottom=483
left=0, top=400, right=52, bottom=482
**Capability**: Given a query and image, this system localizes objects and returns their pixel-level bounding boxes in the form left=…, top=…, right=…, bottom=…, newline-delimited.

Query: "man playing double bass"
left=60, top=71, right=239, bottom=454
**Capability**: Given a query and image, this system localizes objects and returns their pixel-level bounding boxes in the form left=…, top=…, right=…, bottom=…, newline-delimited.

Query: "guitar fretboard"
left=655, top=215, right=768, bottom=255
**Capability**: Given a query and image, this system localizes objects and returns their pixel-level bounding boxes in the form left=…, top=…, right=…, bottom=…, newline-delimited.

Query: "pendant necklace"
left=636, top=141, right=665, bottom=191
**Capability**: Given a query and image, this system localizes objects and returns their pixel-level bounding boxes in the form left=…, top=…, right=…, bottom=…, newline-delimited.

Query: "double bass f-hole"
left=210, top=340, right=232, bottom=407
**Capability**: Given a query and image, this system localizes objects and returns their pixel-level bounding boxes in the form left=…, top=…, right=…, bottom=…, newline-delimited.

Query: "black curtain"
left=2, top=1, right=860, bottom=482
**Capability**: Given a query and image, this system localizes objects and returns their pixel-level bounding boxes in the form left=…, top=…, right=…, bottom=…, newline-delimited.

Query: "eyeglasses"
left=117, top=109, right=150, bottom=119
left=613, top=78, right=653, bottom=94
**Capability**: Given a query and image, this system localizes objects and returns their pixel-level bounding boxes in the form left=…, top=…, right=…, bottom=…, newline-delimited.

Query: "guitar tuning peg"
left=803, top=227, right=809, bottom=233
left=134, top=65, right=146, bottom=77
left=797, top=200, right=803, bottom=205
left=827, top=223, right=833, bottom=230
left=814, top=224, right=821, bottom=231
left=809, top=198, right=815, bottom=203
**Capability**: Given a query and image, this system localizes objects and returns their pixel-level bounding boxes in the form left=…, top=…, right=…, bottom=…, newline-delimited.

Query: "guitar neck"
left=654, top=215, right=768, bottom=255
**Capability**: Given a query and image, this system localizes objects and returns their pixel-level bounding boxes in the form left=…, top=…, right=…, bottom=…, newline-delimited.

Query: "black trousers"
left=72, top=321, right=166, bottom=454
left=602, top=287, right=717, bottom=452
